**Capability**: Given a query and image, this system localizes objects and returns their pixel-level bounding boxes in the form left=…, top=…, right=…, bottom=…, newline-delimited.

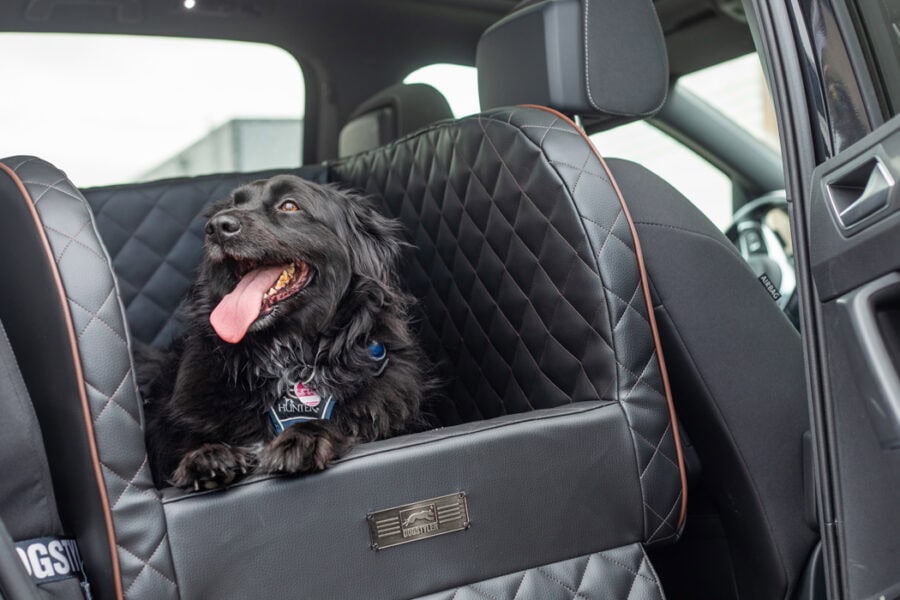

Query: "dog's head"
left=198, top=175, right=404, bottom=344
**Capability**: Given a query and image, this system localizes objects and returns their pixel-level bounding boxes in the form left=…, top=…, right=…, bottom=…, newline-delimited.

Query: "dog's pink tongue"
left=210, top=265, right=287, bottom=344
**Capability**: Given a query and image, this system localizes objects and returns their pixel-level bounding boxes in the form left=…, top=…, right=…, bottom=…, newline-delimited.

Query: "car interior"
left=0, top=0, right=821, bottom=599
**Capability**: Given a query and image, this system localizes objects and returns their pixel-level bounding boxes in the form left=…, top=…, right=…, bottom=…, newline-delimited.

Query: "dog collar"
left=269, top=341, right=389, bottom=434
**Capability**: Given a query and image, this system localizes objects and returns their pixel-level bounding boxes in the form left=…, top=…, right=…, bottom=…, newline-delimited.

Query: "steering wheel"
left=724, top=191, right=799, bottom=326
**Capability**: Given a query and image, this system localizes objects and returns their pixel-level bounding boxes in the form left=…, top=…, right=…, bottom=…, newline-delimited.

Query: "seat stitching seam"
left=41, top=223, right=106, bottom=260
left=593, top=551, right=656, bottom=584
left=68, top=293, right=128, bottom=344
left=88, top=380, right=141, bottom=429
left=632, top=221, right=744, bottom=259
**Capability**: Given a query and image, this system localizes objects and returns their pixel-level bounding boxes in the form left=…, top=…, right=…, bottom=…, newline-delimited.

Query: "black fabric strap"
left=0, top=320, right=90, bottom=599
left=13, top=537, right=86, bottom=588
left=0, top=321, right=61, bottom=542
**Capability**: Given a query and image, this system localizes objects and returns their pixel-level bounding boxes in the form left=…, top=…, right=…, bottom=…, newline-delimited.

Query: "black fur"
left=138, top=175, right=425, bottom=489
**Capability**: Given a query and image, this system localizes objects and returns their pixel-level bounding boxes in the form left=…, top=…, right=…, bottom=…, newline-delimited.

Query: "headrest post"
left=573, top=114, right=585, bottom=132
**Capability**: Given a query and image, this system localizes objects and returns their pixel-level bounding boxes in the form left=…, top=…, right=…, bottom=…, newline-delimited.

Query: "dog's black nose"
left=205, top=214, right=242, bottom=240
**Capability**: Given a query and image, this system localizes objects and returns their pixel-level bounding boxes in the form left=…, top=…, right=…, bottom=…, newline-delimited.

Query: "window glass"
left=0, top=34, right=304, bottom=187
left=853, top=1, right=900, bottom=115
left=590, top=123, right=733, bottom=230
left=405, top=64, right=480, bottom=117
left=404, top=60, right=771, bottom=230
left=679, top=53, right=781, bottom=151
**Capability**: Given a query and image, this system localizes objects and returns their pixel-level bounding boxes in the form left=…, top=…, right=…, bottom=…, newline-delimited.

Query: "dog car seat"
left=338, top=83, right=454, bottom=158
left=0, top=1, right=686, bottom=598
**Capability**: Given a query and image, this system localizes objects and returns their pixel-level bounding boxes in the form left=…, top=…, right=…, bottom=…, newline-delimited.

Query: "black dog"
left=138, top=175, right=425, bottom=489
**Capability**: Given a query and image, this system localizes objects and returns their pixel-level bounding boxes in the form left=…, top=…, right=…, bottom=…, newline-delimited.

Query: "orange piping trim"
left=0, top=161, right=125, bottom=599
left=521, top=105, right=688, bottom=530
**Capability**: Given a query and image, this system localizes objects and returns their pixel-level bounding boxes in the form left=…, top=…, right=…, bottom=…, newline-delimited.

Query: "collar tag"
left=269, top=381, right=335, bottom=434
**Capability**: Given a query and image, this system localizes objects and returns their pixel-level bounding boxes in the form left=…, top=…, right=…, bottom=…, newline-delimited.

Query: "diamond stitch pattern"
left=8, top=156, right=179, bottom=599
left=331, top=107, right=683, bottom=544
left=414, top=543, right=664, bottom=600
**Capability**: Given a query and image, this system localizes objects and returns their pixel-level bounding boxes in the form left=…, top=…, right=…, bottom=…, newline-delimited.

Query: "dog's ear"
left=339, top=191, right=406, bottom=287
left=323, top=189, right=412, bottom=359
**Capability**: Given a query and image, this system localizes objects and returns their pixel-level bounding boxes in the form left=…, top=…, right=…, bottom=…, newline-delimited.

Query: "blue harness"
left=268, top=342, right=388, bottom=433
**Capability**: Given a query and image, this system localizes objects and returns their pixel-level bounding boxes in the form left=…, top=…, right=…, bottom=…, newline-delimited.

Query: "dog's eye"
left=278, top=199, right=300, bottom=213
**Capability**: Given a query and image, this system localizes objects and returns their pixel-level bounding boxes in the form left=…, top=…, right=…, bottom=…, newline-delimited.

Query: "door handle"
left=827, top=158, right=894, bottom=229
left=838, top=272, right=900, bottom=449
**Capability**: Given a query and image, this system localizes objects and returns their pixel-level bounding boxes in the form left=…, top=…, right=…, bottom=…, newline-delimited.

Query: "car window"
left=405, top=63, right=480, bottom=117
left=0, top=33, right=304, bottom=188
left=590, top=123, right=734, bottom=230
left=851, top=1, right=900, bottom=116
left=679, top=53, right=781, bottom=152
left=590, top=53, right=780, bottom=231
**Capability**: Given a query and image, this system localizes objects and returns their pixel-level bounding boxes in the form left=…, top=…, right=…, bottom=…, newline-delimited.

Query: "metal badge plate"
left=367, top=492, right=469, bottom=550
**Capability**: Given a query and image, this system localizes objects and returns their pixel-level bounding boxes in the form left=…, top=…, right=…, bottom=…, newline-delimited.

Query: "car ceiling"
left=0, top=0, right=753, bottom=78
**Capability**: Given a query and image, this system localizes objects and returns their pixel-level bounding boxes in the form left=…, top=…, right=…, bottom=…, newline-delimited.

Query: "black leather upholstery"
left=0, top=319, right=62, bottom=545
left=477, top=0, right=667, bottom=125
left=607, top=158, right=816, bottom=599
left=164, top=402, right=647, bottom=599
left=331, top=106, right=685, bottom=545
left=82, top=166, right=327, bottom=348
left=475, top=1, right=813, bottom=596
left=0, top=108, right=685, bottom=596
left=415, top=543, right=663, bottom=600
left=0, top=156, right=175, bottom=600
left=338, top=83, right=454, bottom=158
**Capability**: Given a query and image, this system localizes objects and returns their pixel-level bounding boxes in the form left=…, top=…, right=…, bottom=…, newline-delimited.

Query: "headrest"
left=476, top=0, right=668, bottom=126
left=338, top=83, right=454, bottom=157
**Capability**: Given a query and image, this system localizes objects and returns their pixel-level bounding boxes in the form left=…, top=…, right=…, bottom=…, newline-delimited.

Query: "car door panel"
left=808, top=114, right=900, bottom=599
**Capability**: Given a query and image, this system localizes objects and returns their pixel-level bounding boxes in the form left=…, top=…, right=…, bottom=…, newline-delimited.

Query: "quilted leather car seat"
left=0, top=2, right=690, bottom=599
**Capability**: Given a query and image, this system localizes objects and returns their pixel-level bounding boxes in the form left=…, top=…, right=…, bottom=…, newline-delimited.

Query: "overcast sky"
left=0, top=33, right=304, bottom=186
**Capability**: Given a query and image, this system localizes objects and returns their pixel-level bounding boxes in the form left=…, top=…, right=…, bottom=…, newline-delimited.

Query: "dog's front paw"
left=170, top=443, right=256, bottom=491
left=258, top=422, right=347, bottom=475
